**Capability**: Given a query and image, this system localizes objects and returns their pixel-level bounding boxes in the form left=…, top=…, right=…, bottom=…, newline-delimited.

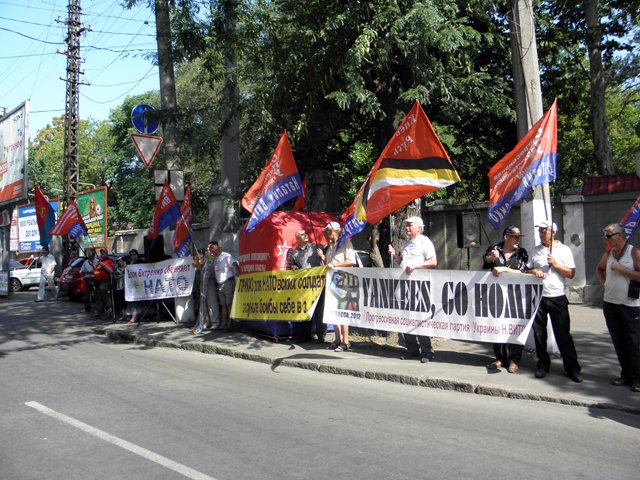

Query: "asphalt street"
left=1, top=292, right=640, bottom=479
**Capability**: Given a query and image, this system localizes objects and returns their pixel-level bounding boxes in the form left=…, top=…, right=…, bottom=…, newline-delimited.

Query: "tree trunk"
left=155, top=0, right=180, bottom=170
left=583, top=0, right=614, bottom=175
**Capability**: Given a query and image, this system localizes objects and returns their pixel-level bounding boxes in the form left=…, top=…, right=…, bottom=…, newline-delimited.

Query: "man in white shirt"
left=211, top=241, right=239, bottom=330
left=528, top=220, right=582, bottom=382
left=36, top=246, right=57, bottom=303
left=388, top=216, right=437, bottom=363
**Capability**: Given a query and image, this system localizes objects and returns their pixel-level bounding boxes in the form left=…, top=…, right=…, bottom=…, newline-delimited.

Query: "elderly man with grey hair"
left=596, top=222, right=640, bottom=392
left=528, top=220, right=582, bottom=383
left=388, top=216, right=437, bottom=363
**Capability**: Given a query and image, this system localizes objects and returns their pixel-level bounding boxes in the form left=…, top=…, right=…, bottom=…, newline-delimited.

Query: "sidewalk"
left=95, top=304, right=640, bottom=414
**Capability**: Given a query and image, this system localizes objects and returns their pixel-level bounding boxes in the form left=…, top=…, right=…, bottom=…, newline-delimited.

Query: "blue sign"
left=17, top=201, right=59, bottom=252
left=131, top=104, right=160, bottom=134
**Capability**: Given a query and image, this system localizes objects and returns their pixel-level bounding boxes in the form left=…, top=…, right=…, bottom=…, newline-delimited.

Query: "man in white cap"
left=318, top=221, right=358, bottom=351
left=482, top=225, right=529, bottom=373
left=528, top=220, right=582, bottom=382
left=388, top=216, right=437, bottom=363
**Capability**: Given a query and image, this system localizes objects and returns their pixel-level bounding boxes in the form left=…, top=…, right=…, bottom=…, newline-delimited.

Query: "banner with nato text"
left=231, top=267, right=326, bottom=321
left=125, top=256, right=195, bottom=301
left=324, top=268, right=544, bottom=345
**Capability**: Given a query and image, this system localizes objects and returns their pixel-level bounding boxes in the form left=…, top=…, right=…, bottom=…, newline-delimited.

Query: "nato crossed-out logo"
left=329, top=270, right=360, bottom=311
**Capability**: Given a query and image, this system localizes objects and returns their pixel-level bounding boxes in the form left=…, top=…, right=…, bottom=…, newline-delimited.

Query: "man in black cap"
left=482, top=225, right=529, bottom=373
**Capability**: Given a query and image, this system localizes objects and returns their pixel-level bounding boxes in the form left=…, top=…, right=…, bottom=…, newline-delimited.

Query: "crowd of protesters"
left=23, top=217, right=639, bottom=394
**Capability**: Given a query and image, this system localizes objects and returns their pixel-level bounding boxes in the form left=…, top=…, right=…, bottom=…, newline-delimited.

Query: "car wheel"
left=9, top=278, right=22, bottom=292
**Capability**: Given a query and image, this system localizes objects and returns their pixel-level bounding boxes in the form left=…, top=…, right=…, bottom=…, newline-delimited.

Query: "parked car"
left=58, top=253, right=144, bottom=301
left=9, top=257, right=42, bottom=292
left=57, top=256, right=88, bottom=300
left=17, top=256, right=34, bottom=267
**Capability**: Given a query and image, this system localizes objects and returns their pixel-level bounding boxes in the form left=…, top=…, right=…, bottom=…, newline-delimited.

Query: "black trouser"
left=603, top=302, right=640, bottom=383
left=533, top=295, right=581, bottom=374
left=492, top=343, right=523, bottom=365
left=84, top=278, right=94, bottom=312
left=404, top=334, right=433, bottom=359
left=95, top=280, right=112, bottom=315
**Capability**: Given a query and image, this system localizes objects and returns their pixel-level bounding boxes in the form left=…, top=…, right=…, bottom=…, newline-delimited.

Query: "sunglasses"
left=604, top=233, right=619, bottom=240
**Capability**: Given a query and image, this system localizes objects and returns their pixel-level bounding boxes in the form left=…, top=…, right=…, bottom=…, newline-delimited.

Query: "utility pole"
left=509, top=0, right=549, bottom=254
left=60, top=0, right=85, bottom=264
left=154, top=0, right=179, bottom=170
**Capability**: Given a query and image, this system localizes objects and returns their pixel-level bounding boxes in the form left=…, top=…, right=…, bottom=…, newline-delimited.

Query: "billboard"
left=17, top=200, right=59, bottom=252
left=77, top=187, right=107, bottom=248
left=0, top=102, right=28, bottom=206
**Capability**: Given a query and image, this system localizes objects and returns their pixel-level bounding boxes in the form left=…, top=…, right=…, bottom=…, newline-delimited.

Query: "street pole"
left=509, top=0, right=550, bottom=253
left=60, top=0, right=85, bottom=267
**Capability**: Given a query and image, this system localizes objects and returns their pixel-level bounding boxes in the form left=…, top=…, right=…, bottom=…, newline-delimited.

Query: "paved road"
left=1, top=292, right=640, bottom=479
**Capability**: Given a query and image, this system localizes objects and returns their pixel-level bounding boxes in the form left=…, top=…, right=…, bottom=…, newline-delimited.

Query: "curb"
left=96, top=326, right=640, bottom=416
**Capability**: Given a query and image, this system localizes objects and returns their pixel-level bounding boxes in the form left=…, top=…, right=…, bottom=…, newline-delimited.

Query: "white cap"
left=404, top=216, right=424, bottom=228
left=535, top=220, right=558, bottom=232
left=324, top=221, right=341, bottom=231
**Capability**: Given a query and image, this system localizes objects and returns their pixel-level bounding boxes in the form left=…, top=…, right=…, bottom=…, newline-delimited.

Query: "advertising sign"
left=77, top=187, right=108, bottom=248
left=0, top=102, right=28, bottom=206
left=17, top=200, right=59, bottom=252
left=10, top=207, right=18, bottom=252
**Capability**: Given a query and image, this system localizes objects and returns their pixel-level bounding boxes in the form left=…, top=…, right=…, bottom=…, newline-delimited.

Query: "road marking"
left=25, top=401, right=217, bottom=480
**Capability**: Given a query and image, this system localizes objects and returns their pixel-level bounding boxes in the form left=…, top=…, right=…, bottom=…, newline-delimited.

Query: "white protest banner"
left=324, top=268, right=544, bottom=345
left=125, top=256, right=195, bottom=301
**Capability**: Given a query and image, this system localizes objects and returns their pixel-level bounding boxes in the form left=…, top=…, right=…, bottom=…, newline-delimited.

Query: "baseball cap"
left=324, top=221, right=341, bottom=231
left=99, top=247, right=108, bottom=253
left=404, top=216, right=424, bottom=228
left=503, top=225, right=524, bottom=236
left=535, top=220, right=558, bottom=232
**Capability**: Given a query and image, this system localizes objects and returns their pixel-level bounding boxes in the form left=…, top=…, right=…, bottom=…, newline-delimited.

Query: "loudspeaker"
left=144, top=235, right=166, bottom=262
left=457, top=212, right=481, bottom=248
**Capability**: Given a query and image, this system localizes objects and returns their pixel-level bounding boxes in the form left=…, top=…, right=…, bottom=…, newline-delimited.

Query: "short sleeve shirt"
left=214, top=251, right=238, bottom=284
left=291, top=243, right=323, bottom=269
left=482, top=242, right=529, bottom=272
left=528, top=242, right=575, bottom=297
left=400, top=235, right=436, bottom=269
left=325, top=239, right=357, bottom=266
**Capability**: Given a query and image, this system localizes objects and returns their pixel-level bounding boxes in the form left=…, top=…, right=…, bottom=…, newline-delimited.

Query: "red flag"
left=49, top=201, right=88, bottom=240
left=148, top=180, right=181, bottom=239
left=173, top=186, right=192, bottom=257
left=241, top=130, right=304, bottom=232
left=354, top=101, right=460, bottom=226
left=488, top=100, right=557, bottom=228
left=34, top=185, right=56, bottom=248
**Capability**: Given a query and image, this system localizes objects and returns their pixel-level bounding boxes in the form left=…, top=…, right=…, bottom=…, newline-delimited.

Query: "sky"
left=0, top=0, right=160, bottom=138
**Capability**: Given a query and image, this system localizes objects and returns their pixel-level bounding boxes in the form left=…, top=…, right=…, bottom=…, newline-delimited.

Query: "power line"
left=0, top=26, right=64, bottom=45
left=0, top=14, right=154, bottom=36
left=81, top=66, right=157, bottom=104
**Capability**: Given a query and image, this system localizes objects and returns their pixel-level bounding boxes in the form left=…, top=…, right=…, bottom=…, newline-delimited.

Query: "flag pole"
left=540, top=183, right=554, bottom=255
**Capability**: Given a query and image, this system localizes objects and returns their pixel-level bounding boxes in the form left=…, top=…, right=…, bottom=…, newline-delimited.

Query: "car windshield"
left=69, top=257, right=87, bottom=268
left=10, top=260, right=24, bottom=269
